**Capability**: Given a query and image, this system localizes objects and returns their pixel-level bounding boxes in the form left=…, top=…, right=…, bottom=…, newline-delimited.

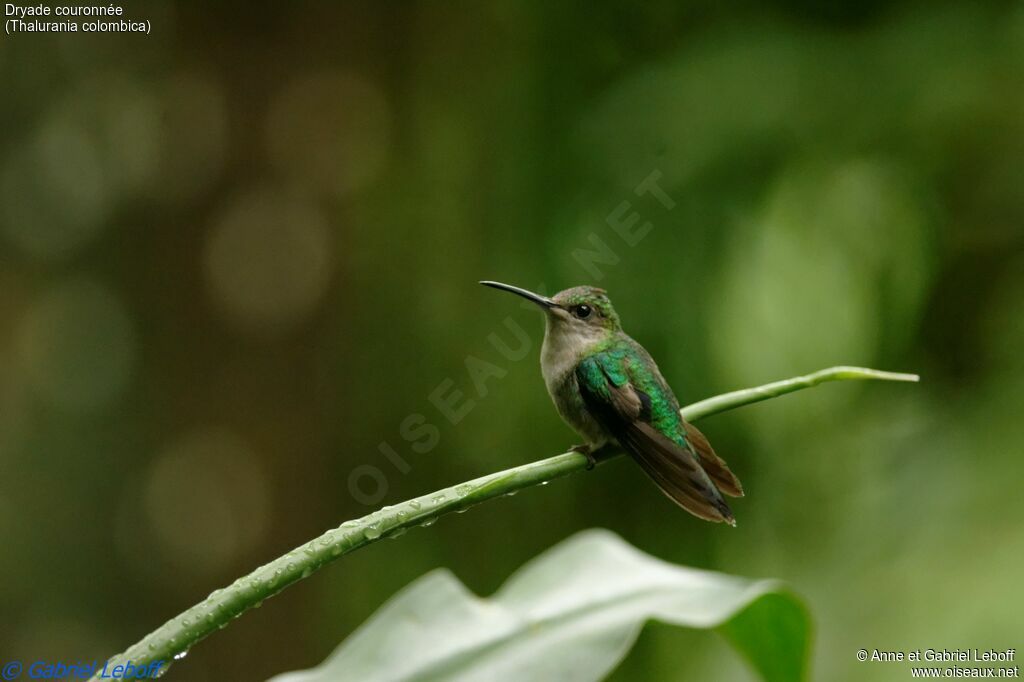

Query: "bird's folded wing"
left=575, top=354, right=734, bottom=524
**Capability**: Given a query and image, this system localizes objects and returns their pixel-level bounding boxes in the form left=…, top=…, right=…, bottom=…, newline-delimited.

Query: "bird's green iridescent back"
left=578, top=333, right=689, bottom=448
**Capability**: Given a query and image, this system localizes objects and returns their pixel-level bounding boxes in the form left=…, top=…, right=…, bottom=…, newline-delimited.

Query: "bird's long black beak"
left=479, top=280, right=554, bottom=308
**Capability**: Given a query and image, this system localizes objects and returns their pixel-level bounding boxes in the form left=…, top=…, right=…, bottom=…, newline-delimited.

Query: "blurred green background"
left=1, top=1, right=1022, bottom=680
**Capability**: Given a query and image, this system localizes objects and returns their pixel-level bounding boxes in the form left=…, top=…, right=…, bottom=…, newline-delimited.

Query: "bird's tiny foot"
left=569, top=443, right=597, bottom=470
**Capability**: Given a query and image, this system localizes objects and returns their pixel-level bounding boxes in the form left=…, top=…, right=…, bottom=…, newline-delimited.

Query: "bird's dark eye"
left=573, top=304, right=592, bottom=319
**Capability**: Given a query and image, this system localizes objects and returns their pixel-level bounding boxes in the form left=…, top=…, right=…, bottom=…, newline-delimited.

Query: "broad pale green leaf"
left=269, top=529, right=810, bottom=682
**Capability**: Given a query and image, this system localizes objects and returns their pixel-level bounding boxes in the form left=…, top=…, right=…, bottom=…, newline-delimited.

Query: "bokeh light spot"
left=1, top=114, right=110, bottom=260
left=709, top=159, right=931, bottom=405
left=143, top=428, right=270, bottom=578
left=16, top=279, right=136, bottom=413
left=204, top=186, right=334, bottom=334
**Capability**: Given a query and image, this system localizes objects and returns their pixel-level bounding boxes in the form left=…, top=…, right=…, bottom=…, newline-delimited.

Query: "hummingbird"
left=480, top=281, right=743, bottom=525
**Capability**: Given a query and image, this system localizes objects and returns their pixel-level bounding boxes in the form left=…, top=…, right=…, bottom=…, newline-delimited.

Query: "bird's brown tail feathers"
left=619, top=420, right=738, bottom=525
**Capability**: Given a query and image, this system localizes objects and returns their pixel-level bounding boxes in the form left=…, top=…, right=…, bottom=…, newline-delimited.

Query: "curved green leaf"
left=269, top=529, right=810, bottom=682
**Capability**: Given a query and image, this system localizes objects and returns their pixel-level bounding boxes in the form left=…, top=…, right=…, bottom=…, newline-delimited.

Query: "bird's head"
left=480, top=281, right=622, bottom=346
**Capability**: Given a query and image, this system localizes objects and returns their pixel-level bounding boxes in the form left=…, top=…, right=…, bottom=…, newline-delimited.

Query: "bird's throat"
left=540, top=322, right=604, bottom=391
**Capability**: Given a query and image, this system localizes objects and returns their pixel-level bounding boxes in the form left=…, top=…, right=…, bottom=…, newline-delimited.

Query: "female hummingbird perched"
left=481, top=281, right=743, bottom=525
